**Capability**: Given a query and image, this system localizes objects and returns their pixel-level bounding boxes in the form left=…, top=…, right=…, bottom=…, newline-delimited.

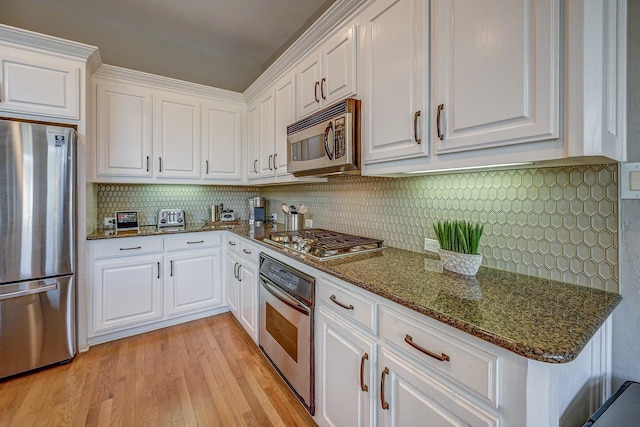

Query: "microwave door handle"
left=324, top=121, right=334, bottom=160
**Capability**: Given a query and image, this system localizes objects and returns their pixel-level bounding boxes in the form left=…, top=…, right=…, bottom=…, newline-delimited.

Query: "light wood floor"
left=0, top=313, right=316, bottom=427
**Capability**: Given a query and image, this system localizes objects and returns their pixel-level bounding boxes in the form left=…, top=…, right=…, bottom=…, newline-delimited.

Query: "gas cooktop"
left=264, top=229, right=385, bottom=261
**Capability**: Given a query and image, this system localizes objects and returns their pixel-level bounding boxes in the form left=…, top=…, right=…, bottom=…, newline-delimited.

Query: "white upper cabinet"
left=361, top=0, right=429, bottom=164
left=202, top=100, right=243, bottom=181
left=246, top=100, right=260, bottom=180
left=273, top=72, right=296, bottom=177
left=0, top=45, right=80, bottom=120
left=432, top=0, right=559, bottom=154
left=296, top=25, right=357, bottom=118
left=95, top=81, right=153, bottom=177
left=154, top=93, right=201, bottom=179
left=258, top=89, right=276, bottom=178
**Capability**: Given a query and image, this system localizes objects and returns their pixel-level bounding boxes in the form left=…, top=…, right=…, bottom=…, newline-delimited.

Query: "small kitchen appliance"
left=220, top=209, right=236, bottom=222
left=249, top=196, right=267, bottom=224
left=157, top=209, right=185, bottom=228
left=264, top=229, right=384, bottom=261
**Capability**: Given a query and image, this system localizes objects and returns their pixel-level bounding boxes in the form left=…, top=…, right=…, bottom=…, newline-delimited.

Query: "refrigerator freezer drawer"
left=0, top=275, right=76, bottom=379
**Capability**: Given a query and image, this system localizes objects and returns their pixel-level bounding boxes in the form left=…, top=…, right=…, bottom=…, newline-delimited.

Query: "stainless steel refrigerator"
left=0, top=118, right=76, bottom=379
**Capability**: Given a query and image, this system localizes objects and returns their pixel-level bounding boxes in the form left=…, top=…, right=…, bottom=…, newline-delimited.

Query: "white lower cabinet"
left=315, top=275, right=508, bottom=427
left=165, top=248, right=222, bottom=317
left=225, top=235, right=259, bottom=342
left=93, top=254, right=163, bottom=333
left=317, top=307, right=376, bottom=427
left=89, top=232, right=225, bottom=343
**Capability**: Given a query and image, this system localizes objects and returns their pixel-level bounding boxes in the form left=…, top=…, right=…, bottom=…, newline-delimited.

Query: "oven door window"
left=266, top=303, right=298, bottom=361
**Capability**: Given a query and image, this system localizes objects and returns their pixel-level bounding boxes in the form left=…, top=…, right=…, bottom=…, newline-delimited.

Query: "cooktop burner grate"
left=265, top=229, right=384, bottom=260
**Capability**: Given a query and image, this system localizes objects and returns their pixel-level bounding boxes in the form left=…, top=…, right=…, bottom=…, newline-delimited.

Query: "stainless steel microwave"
left=287, top=98, right=360, bottom=177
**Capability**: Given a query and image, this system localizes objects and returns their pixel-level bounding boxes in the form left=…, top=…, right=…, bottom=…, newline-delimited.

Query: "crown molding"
left=94, top=64, right=246, bottom=104
left=243, top=0, right=373, bottom=102
left=0, top=24, right=100, bottom=65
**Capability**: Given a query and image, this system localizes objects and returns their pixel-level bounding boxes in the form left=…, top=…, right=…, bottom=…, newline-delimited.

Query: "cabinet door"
left=296, top=50, right=323, bottom=118
left=432, top=0, right=559, bottom=154
left=93, top=255, right=163, bottom=334
left=155, top=93, right=201, bottom=178
left=0, top=47, right=79, bottom=119
left=95, top=81, right=153, bottom=177
left=361, top=0, right=429, bottom=164
left=379, top=348, right=499, bottom=427
left=246, top=100, right=260, bottom=180
left=226, top=251, right=240, bottom=319
left=258, top=90, right=276, bottom=178
left=165, top=248, right=222, bottom=317
left=274, top=72, right=296, bottom=177
left=237, top=260, right=259, bottom=343
left=202, top=101, right=242, bottom=181
left=322, top=25, right=357, bottom=106
left=317, top=308, right=375, bottom=427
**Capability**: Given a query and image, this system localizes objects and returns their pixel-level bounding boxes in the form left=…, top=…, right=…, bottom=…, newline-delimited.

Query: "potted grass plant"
left=433, top=220, right=484, bottom=276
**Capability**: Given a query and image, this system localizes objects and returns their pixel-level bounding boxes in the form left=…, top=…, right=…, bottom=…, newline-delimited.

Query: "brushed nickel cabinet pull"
left=380, top=367, right=389, bottom=410
left=146, top=156, right=150, bottom=172
left=253, top=159, right=258, bottom=174
left=159, top=157, right=163, bottom=172
left=414, top=111, right=421, bottom=144
left=242, top=248, right=252, bottom=254
left=404, top=334, right=450, bottom=362
left=268, top=154, right=273, bottom=170
left=330, top=294, right=354, bottom=310
left=321, top=77, right=326, bottom=100
left=360, top=353, right=369, bottom=392
left=119, top=246, right=142, bottom=251
left=205, top=159, right=209, bottom=174
left=187, top=240, right=204, bottom=244
left=233, top=262, right=238, bottom=279
left=273, top=153, right=278, bottom=170
left=436, top=104, right=445, bottom=140
left=157, top=262, right=160, bottom=279
left=170, top=260, right=174, bottom=277
left=314, top=81, right=320, bottom=103
left=237, top=264, right=242, bottom=281
left=228, top=241, right=236, bottom=246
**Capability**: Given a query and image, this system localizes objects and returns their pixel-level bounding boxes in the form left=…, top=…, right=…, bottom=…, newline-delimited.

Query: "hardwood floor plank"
left=0, top=313, right=316, bottom=427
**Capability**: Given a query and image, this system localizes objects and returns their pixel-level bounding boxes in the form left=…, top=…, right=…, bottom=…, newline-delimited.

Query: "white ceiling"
left=0, top=0, right=336, bottom=92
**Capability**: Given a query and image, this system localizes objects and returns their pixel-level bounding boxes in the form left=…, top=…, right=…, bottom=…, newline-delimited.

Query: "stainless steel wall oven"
left=258, top=253, right=316, bottom=415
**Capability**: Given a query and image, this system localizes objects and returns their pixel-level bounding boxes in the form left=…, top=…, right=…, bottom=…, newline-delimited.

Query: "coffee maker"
left=249, top=197, right=267, bottom=224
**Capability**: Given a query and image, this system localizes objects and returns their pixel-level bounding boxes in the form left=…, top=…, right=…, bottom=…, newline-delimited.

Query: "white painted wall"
left=612, top=0, right=640, bottom=389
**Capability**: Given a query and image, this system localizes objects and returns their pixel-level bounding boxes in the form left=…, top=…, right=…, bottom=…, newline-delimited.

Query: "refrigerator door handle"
left=0, top=283, right=58, bottom=301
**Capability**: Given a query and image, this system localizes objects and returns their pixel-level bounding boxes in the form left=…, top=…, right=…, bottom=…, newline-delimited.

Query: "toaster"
left=220, top=209, right=236, bottom=222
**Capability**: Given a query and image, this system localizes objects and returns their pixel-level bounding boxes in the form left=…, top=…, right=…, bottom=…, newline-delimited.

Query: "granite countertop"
left=86, top=222, right=239, bottom=239
left=87, top=221, right=621, bottom=363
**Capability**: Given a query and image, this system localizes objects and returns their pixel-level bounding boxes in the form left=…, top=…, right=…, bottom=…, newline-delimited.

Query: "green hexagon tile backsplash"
left=97, top=164, right=618, bottom=292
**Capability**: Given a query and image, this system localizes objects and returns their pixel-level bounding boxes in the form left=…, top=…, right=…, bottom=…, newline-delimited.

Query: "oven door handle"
left=260, top=277, right=310, bottom=316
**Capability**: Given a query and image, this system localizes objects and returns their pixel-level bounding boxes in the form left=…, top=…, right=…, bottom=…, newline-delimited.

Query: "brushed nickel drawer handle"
left=360, top=353, right=369, bottom=392
left=380, top=367, right=389, bottom=410
left=228, top=241, right=236, bottom=246
left=233, top=262, right=239, bottom=279
left=170, top=260, right=174, bottom=277
left=157, top=262, right=160, bottom=279
left=119, top=246, right=142, bottom=251
left=242, top=248, right=252, bottom=254
left=330, top=294, right=354, bottom=310
left=413, top=110, right=421, bottom=144
left=237, top=264, right=242, bottom=281
left=187, top=240, right=204, bottom=244
left=404, top=334, right=450, bottom=362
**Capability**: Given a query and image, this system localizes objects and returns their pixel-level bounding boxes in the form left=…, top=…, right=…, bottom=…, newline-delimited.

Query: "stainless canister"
left=249, top=196, right=267, bottom=223
left=285, top=213, right=305, bottom=231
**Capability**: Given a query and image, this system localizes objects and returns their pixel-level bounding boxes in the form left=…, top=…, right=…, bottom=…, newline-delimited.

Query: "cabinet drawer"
left=225, top=234, right=240, bottom=254
left=164, top=232, right=222, bottom=251
left=380, top=305, right=498, bottom=406
left=318, top=277, right=376, bottom=334
left=92, top=236, right=163, bottom=259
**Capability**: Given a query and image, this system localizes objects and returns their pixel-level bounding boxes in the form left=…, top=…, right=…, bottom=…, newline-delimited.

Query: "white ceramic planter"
left=438, top=249, right=483, bottom=276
